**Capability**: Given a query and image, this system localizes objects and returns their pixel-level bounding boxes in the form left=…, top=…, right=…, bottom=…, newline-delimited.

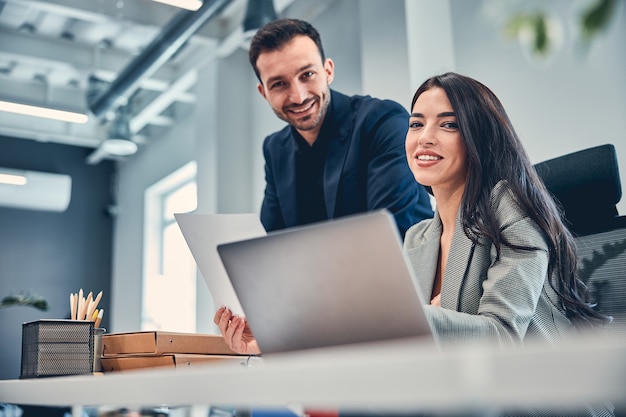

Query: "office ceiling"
left=0, top=0, right=333, bottom=163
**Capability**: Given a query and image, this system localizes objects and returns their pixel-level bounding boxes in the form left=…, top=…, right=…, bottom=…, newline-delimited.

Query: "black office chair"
left=534, top=144, right=626, bottom=335
left=536, top=144, right=625, bottom=417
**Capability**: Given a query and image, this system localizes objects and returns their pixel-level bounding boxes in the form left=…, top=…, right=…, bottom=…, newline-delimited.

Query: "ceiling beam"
left=130, top=69, right=197, bottom=133
left=3, top=0, right=244, bottom=42
left=0, top=26, right=177, bottom=83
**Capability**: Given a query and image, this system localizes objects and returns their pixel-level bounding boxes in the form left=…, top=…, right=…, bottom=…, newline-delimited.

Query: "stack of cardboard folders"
left=100, top=331, right=246, bottom=372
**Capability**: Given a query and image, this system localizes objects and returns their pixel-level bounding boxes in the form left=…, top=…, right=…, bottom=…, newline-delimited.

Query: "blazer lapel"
left=440, top=212, right=475, bottom=311
left=405, top=212, right=441, bottom=304
left=323, top=91, right=353, bottom=218
left=275, top=134, right=299, bottom=227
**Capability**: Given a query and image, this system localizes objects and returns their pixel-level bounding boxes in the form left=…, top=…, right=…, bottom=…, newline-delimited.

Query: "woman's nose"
left=418, top=125, right=435, bottom=146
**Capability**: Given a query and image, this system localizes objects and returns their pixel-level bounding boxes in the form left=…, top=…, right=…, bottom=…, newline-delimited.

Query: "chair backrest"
left=534, top=144, right=626, bottom=334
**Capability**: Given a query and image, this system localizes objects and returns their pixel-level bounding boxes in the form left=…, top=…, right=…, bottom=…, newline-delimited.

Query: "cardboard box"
left=101, top=331, right=241, bottom=356
left=101, top=354, right=243, bottom=372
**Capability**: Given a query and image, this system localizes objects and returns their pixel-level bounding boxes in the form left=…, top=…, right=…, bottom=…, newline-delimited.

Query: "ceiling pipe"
left=87, top=0, right=233, bottom=120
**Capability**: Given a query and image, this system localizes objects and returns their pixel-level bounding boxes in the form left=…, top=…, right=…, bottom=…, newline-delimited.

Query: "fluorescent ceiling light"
left=151, top=0, right=202, bottom=11
left=101, top=138, right=138, bottom=156
left=0, top=100, right=88, bottom=124
left=101, top=105, right=138, bottom=156
left=0, top=172, right=28, bottom=186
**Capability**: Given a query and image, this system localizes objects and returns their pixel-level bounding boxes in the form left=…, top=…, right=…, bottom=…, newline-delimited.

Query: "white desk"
left=1, top=335, right=624, bottom=415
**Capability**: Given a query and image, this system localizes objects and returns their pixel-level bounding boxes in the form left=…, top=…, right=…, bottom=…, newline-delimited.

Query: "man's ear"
left=257, top=82, right=267, bottom=100
left=324, top=58, right=335, bottom=85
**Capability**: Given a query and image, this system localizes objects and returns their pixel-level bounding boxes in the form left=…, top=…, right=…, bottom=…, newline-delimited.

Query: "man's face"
left=256, top=35, right=334, bottom=143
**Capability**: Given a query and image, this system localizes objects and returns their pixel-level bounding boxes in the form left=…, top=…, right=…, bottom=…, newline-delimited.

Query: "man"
left=250, top=18, right=432, bottom=237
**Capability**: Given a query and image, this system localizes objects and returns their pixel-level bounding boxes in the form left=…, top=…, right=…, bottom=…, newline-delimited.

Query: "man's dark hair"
left=248, top=18, right=326, bottom=83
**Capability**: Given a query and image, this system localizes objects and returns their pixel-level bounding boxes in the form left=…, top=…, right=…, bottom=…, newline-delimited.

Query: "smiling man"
left=249, top=18, right=433, bottom=236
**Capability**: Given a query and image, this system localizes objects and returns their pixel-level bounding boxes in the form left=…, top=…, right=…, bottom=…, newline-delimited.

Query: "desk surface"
left=1, top=335, right=624, bottom=414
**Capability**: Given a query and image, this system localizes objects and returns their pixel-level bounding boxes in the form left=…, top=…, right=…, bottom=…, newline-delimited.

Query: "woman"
left=403, top=72, right=613, bottom=416
left=404, top=72, right=608, bottom=346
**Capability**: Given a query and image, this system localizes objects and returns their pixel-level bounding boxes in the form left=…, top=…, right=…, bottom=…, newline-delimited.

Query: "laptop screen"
left=217, top=210, right=434, bottom=354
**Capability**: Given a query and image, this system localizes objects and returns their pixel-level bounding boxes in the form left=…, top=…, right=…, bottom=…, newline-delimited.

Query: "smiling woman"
left=402, top=72, right=615, bottom=415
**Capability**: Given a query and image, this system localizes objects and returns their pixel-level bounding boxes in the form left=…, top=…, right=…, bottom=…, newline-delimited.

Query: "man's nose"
left=288, top=82, right=308, bottom=104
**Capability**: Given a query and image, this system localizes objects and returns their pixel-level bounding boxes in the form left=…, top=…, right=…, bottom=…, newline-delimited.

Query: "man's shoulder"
left=335, top=90, right=407, bottom=116
left=262, top=124, right=292, bottom=148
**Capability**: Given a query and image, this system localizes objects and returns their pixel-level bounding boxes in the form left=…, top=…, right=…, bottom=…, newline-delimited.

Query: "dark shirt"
left=294, top=129, right=329, bottom=226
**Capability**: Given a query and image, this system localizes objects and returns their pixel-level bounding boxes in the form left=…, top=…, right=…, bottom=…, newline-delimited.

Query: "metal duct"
left=88, top=0, right=233, bottom=120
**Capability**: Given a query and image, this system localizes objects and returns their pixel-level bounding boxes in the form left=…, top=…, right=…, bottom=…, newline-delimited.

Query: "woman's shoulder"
left=489, top=180, right=526, bottom=223
left=489, top=180, right=548, bottom=247
left=404, top=215, right=440, bottom=246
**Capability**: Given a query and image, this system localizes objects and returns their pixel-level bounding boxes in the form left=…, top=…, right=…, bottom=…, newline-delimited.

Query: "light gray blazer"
left=404, top=182, right=573, bottom=346
left=404, top=183, right=615, bottom=416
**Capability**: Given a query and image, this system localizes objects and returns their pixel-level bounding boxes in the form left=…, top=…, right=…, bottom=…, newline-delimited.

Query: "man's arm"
left=260, top=138, right=286, bottom=232
left=363, top=99, right=433, bottom=237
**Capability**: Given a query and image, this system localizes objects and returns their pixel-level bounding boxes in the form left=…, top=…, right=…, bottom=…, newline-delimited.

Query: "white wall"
left=111, top=112, right=197, bottom=332
left=110, top=0, right=626, bottom=332
left=448, top=0, right=626, bottom=210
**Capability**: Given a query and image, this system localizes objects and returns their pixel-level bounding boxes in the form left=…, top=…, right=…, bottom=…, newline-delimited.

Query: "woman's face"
left=405, top=87, right=468, bottom=197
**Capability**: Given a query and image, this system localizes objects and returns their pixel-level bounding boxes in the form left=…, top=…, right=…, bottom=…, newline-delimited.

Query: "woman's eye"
left=409, top=121, right=422, bottom=129
left=442, top=121, right=458, bottom=129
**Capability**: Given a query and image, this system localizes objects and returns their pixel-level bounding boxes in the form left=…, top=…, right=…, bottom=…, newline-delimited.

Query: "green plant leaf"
left=580, top=0, right=617, bottom=40
left=0, top=293, right=49, bottom=311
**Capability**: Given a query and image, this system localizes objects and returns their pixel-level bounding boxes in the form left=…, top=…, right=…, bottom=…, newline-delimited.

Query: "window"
left=142, top=162, right=197, bottom=332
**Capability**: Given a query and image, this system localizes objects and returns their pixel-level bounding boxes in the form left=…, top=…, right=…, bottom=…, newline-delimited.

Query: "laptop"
left=217, top=210, right=434, bottom=355
left=174, top=213, right=266, bottom=317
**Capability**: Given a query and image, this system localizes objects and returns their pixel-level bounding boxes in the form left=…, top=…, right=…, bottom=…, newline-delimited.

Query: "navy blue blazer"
left=260, top=89, right=433, bottom=237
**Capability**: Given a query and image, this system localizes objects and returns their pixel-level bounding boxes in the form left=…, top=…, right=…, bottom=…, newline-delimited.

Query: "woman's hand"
left=213, top=306, right=261, bottom=355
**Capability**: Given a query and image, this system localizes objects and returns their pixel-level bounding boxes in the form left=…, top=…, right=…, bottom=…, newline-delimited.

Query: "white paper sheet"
left=175, top=213, right=266, bottom=316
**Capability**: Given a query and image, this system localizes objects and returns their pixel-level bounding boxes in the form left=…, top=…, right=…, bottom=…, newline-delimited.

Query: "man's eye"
left=270, top=81, right=285, bottom=90
left=302, top=71, right=314, bottom=79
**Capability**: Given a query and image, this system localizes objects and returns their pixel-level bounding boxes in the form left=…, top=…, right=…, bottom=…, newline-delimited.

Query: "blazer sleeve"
left=424, top=188, right=551, bottom=346
left=359, top=99, right=433, bottom=236
left=260, top=136, right=285, bottom=232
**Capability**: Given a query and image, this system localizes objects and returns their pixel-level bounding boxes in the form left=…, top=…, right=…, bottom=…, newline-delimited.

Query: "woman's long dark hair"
left=411, top=72, right=610, bottom=327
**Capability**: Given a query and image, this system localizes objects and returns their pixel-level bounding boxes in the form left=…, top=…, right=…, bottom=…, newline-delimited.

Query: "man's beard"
left=277, top=89, right=331, bottom=132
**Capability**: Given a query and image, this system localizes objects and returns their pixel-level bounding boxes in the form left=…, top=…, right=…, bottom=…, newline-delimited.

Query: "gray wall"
left=108, top=0, right=625, bottom=333
left=0, top=136, right=114, bottom=380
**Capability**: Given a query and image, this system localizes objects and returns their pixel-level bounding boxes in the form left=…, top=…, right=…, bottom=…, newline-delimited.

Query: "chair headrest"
left=534, top=144, right=622, bottom=235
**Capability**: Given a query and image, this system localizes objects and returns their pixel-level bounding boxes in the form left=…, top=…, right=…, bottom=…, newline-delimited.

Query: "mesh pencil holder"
left=20, top=319, right=95, bottom=378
